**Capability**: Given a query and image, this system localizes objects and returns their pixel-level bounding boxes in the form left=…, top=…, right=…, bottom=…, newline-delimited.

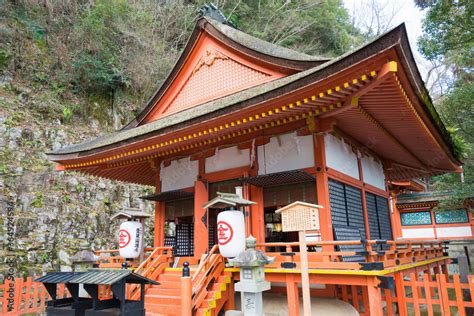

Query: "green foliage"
left=216, top=0, right=360, bottom=56
left=417, top=0, right=473, bottom=69
left=0, top=49, right=11, bottom=71
left=417, top=0, right=473, bottom=203
left=62, top=106, right=73, bottom=123
left=31, top=192, right=44, bottom=208
left=446, top=127, right=470, bottom=160
left=0, top=162, right=7, bottom=175
left=71, top=0, right=131, bottom=93
left=437, top=82, right=474, bottom=148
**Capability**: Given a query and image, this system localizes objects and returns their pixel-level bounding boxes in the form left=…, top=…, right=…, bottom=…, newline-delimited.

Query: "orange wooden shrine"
left=41, top=16, right=472, bottom=316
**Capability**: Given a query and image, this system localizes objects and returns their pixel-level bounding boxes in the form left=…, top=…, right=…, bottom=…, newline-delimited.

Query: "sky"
left=343, top=0, right=430, bottom=76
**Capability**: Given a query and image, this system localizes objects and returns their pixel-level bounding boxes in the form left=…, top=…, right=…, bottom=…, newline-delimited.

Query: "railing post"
left=457, top=256, right=474, bottom=315
left=181, top=261, right=192, bottom=316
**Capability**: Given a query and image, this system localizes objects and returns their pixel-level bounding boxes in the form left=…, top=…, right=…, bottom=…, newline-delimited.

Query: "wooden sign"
left=275, top=201, right=322, bottom=232
left=275, top=201, right=323, bottom=316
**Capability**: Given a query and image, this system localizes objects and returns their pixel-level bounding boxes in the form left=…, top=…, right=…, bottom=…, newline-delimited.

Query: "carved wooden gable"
left=142, top=33, right=285, bottom=123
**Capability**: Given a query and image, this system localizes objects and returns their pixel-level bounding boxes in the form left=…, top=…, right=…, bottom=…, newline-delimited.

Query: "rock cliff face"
left=0, top=75, right=156, bottom=280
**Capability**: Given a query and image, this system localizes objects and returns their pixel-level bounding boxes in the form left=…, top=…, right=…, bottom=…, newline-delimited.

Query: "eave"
left=47, top=24, right=462, bottom=186
left=123, top=17, right=330, bottom=130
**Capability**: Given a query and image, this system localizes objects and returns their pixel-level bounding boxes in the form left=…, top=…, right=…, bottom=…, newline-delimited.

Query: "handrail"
left=134, top=247, right=173, bottom=274
left=253, top=239, right=446, bottom=270
left=257, top=239, right=446, bottom=248
left=190, top=245, right=225, bottom=311
left=192, top=244, right=219, bottom=284
left=95, top=247, right=156, bottom=254
left=128, top=247, right=173, bottom=300
left=95, top=247, right=167, bottom=268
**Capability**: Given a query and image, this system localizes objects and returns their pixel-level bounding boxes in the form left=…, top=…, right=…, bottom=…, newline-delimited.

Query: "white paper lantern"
left=119, top=221, right=143, bottom=259
left=217, top=210, right=245, bottom=258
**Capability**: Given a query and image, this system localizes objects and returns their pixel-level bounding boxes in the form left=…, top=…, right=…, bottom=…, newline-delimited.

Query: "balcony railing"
left=254, top=239, right=447, bottom=271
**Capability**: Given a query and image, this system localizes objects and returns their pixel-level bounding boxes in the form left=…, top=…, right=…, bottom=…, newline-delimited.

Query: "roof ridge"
left=47, top=24, right=407, bottom=157
left=203, top=16, right=329, bottom=62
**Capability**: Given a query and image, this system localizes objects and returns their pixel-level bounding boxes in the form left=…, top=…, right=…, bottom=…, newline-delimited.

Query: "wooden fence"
left=386, top=273, right=474, bottom=316
left=0, top=276, right=68, bottom=315
left=3, top=273, right=474, bottom=315
left=337, top=273, right=474, bottom=316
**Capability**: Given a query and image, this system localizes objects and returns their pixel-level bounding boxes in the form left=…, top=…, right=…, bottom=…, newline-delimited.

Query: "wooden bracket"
left=376, top=276, right=395, bottom=290
left=320, top=61, right=398, bottom=119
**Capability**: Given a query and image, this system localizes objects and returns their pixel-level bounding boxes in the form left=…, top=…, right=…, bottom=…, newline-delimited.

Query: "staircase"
left=145, top=245, right=233, bottom=316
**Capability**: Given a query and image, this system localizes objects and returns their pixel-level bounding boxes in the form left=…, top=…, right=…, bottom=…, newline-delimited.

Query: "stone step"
left=145, top=294, right=181, bottom=305
left=158, top=273, right=182, bottom=282
left=153, top=280, right=182, bottom=289
left=146, top=287, right=181, bottom=296
left=145, top=303, right=180, bottom=314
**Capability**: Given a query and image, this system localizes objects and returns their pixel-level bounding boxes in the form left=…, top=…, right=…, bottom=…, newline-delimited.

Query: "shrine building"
left=45, top=15, right=470, bottom=316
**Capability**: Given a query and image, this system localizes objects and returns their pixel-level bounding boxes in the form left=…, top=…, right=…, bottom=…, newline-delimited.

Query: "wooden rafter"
left=320, top=61, right=397, bottom=119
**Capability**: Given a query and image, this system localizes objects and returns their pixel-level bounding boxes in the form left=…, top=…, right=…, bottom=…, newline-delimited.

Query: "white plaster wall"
left=436, top=226, right=472, bottom=238
left=160, top=158, right=198, bottom=192
left=361, top=155, right=386, bottom=190
left=257, top=132, right=314, bottom=175
left=205, top=146, right=249, bottom=173
left=401, top=228, right=435, bottom=239
left=324, top=134, right=359, bottom=179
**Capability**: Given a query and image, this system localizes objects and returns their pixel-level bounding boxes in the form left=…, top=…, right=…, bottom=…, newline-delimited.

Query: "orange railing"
left=336, top=273, right=474, bottom=316
left=191, top=245, right=225, bottom=311
left=385, top=273, right=474, bottom=316
left=0, top=276, right=69, bottom=315
left=95, top=247, right=157, bottom=268
left=256, top=239, right=447, bottom=270
left=94, top=247, right=173, bottom=300
left=129, top=246, right=173, bottom=300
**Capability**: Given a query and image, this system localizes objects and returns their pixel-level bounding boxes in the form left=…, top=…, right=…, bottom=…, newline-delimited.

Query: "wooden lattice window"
left=328, top=179, right=366, bottom=239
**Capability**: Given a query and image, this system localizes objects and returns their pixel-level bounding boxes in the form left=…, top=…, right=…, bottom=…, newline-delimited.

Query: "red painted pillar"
left=243, top=182, right=252, bottom=236
left=154, top=202, right=165, bottom=248
left=468, top=206, right=474, bottom=237
left=286, top=274, right=300, bottom=316
left=358, top=158, right=371, bottom=239
left=366, top=277, right=383, bottom=316
left=390, top=193, right=403, bottom=239
left=194, top=180, right=209, bottom=257
left=250, top=184, right=265, bottom=243
left=154, top=165, right=165, bottom=248
left=313, top=135, right=334, bottom=249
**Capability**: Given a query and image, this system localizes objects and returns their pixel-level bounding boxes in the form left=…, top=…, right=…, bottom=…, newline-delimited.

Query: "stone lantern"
left=70, top=243, right=100, bottom=297
left=228, top=235, right=275, bottom=316
left=70, top=243, right=99, bottom=272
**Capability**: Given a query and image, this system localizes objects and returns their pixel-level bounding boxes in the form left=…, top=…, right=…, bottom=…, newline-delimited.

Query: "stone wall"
left=446, top=241, right=474, bottom=274
left=0, top=78, right=156, bottom=281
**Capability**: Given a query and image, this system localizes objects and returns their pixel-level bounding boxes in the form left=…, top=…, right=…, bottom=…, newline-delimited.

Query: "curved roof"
left=122, top=17, right=330, bottom=130
left=47, top=23, right=461, bottom=184
left=49, top=23, right=455, bottom=161
left=206, top=18, right=327, bottom=62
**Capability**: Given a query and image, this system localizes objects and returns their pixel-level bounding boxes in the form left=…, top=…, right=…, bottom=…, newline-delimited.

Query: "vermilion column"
left=154, top=202, right=165, bottom=248
left=390, top=193, right=403, bottom=239
left=194, top=180, right=209, bottom=257
left=358, top=158, right=372, bottom=240
left=250, top=184, right=265, bottom=243
left=154, top=165, right=165, bottom=248
left=313, top=134, right=334, bottom=247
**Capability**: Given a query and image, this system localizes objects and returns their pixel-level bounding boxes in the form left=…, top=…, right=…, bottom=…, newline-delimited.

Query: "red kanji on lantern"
left=217, top=221, right=233, bottom=245
left=119, top=229, right=131, bottom=248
